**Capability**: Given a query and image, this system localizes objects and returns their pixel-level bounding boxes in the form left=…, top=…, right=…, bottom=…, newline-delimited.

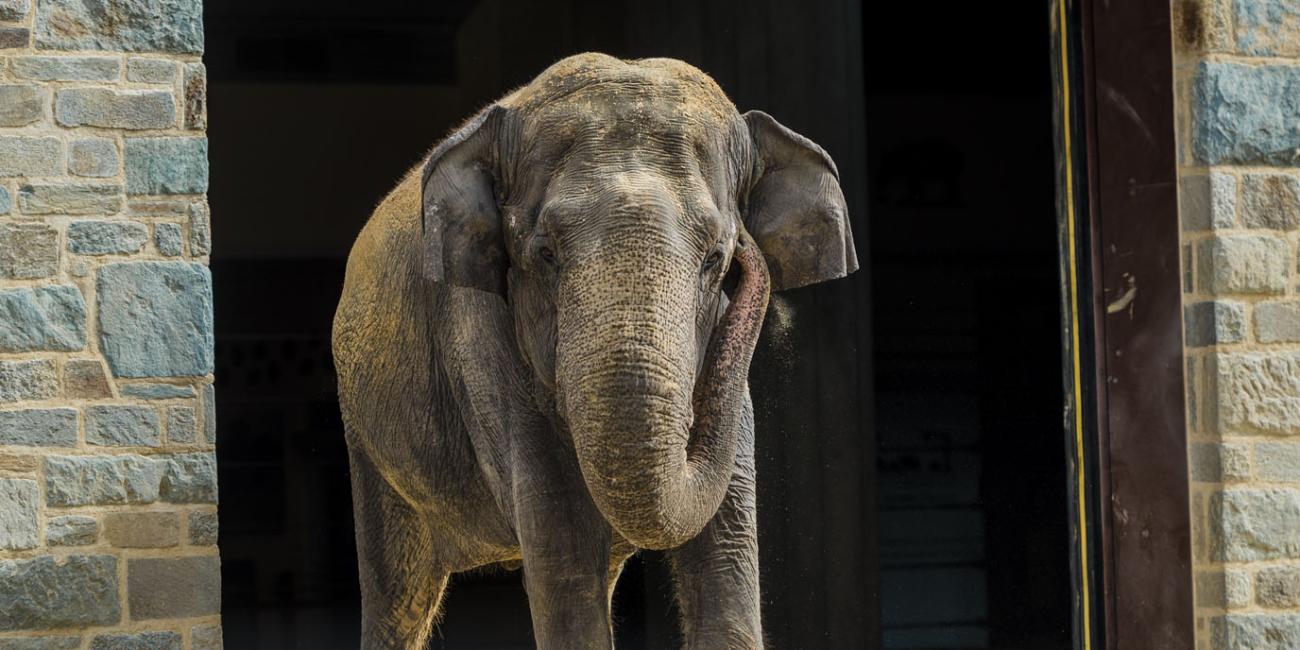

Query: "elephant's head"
left=420, top=54, right=856, bottom=549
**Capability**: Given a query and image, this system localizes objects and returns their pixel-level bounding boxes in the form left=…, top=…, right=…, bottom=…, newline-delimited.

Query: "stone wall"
left=0, top=1, right=218, bottom=648
left=1174, top=0, right=1300, bottom=647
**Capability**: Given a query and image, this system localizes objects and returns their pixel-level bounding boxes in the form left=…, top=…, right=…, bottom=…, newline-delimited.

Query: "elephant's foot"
left=349, top=448, right=450, bottom=649
left=681, top=619, right=764, bottom=650
left=359, top=574, right=449, bottom=650
left=514, top=454, right=624, bottom=647
left=517, top=528, right=622, bottom=649
left=668, top=416, right=764, bottom=650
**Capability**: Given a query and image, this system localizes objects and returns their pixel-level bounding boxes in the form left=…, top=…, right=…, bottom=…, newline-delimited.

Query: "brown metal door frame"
left=1052, top=0, right=1194, bottom=648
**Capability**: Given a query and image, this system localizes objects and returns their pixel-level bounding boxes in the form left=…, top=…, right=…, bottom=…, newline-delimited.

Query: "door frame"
left=1052, top=0, right=1194, bottom=647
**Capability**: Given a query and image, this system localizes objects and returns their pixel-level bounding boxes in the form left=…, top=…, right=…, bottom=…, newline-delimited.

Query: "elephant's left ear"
left=742, top=110, right=858, bottom=291
left=422, top=105, right=508, bottom=295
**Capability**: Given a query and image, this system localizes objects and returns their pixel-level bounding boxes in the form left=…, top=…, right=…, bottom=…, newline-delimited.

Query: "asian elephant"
left=332, top=53, right=857, bottom=650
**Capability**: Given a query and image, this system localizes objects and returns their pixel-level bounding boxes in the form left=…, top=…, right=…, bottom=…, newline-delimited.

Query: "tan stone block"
left=127, top=555, right=220, bottom=619
left=63, top=358, right=113, bottom=400
left=0, top=453, right=39, bottom=473
left=1257, top=566, right=1300, bottom=608
left=1172, top=0, right=1233, bottom=53
left=1197, top=570, right=1226, bottom=607
left=1226, top=569, right=1253, bottom=608
left=102, top=511, right=178, bottom=548
left=1214, top=353, right=1300, bottom=436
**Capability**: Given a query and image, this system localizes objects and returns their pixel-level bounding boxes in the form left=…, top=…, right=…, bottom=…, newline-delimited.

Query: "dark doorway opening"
left=866, top=3, right=1071, bottom=647
left=208, top=1, right=1067, bottom=648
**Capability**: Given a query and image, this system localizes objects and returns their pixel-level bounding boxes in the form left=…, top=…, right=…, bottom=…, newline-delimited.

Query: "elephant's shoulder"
left=344, top=167, right=422, bottom=277
left=335, top=166, right=427, bottom=348
left=364, top=165, right=423, bottom=246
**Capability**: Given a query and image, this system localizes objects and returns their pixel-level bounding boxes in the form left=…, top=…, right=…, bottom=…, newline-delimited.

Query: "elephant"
left=332, top=52, right=857, bottom=649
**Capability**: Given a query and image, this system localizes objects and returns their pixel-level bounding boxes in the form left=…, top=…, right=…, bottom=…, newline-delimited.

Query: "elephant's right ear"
left=742, top=110, right=858, bottom=291
left=422, top=105, right=507, bottom=295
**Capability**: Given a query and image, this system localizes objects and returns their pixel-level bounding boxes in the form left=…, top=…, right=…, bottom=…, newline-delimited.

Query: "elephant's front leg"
left=515, top=440, right=619, bottom=649
left=668, top=397, right=763, bottom=649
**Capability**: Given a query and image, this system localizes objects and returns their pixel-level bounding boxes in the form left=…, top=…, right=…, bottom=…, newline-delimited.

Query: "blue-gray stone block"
left=68, top=221, right=148, bottom=256
left=189, top=201, right=210, bottom=255
left=1196, top=235, right=1290, bottom=294
left=0, top=187, right=10, bottom=215
left=17, top=184, right=121, bottom=215
left=44, top=455, right=163, bottom=506
left=1184, top=300, right=1246, bottom=346
left=1256, top=301, right=1300, bottom=343
left=0, top=286, right=87, bottom=353
left=33, top=0, right=202, bottom=54
left=0, top=408, right=77, bottom=446
left=0, top=85, right=44, bottom=127
left=97, top=262, right=213, bottom=378
left=0, top=138, right=61, bottom=177
left=90, top=632, right=180, bottom=650
left=0, top=479, right=38, bottom=550
left=155, top=222, right=184, bottom=256
left=121, top=383, right=195, bottom=400
left=125, top=137, right=208, bottom=195
left=11, top=56, right=119, bottom=82
left=160, top=452, right=217, bottom=503
left=0, top=555, right=120, bottom=630
left=0, top=0, right=27, bottom=22
left=166, top=405, right=197, bottom=443
left=46, top=515, right=98, bottom=547
left=1194, top=62, right=1300, bottom=166
left=126, top=58, right=176, bottom=84
left=1179, top=172, right=1236, bottom=231
left=85, top=405, right=160, bottom=447
left=1211, top=488, right=1300, bottom=561
left=1212, top=614, right=1300, bottom=649
left=188, top=510, right=217, bottom=546
left=1256, top=442, right=1300, bottom=483
left=56, top=88, right=174, bottom=130
left=202, top=383, right=215, bottom=444
left=0, top=636, right=82, bottom=649
left=1233, top=0, right=1300, bottom=56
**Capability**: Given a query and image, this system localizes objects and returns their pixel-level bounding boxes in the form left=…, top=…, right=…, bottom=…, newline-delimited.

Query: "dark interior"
left=208, top=1, right=1067, bottom=648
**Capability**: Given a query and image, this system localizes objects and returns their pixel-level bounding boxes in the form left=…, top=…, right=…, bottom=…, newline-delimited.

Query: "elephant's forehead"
left=500, top=58, right=747, bottom=228
left=521, top=80, right=736, bottom=150
left=506, top=54, right=737, bottom=120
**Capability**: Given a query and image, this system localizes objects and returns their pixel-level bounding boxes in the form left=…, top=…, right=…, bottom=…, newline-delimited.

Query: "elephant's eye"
left=702, top=250, right=724, bottom=272
left=538, top=246, right=556, bottom=265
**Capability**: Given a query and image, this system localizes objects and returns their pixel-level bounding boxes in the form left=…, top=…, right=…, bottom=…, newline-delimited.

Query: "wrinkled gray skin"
left=333, top=53, right=856, bottom=649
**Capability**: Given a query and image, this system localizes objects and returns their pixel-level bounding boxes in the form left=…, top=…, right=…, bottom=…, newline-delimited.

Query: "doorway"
left=866, top=4, right=1070, bottom=647
left=208, top=1, right=1070, bottom=648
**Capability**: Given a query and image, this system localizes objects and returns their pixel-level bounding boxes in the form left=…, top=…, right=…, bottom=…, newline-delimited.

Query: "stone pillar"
left=1174, top=1, right=1300, bottom=647
left=0, top=1, right=218, bottom=648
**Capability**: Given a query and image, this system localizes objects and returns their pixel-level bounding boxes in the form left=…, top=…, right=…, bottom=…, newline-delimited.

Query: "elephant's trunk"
left=557, top=234, right=770, bottom=550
